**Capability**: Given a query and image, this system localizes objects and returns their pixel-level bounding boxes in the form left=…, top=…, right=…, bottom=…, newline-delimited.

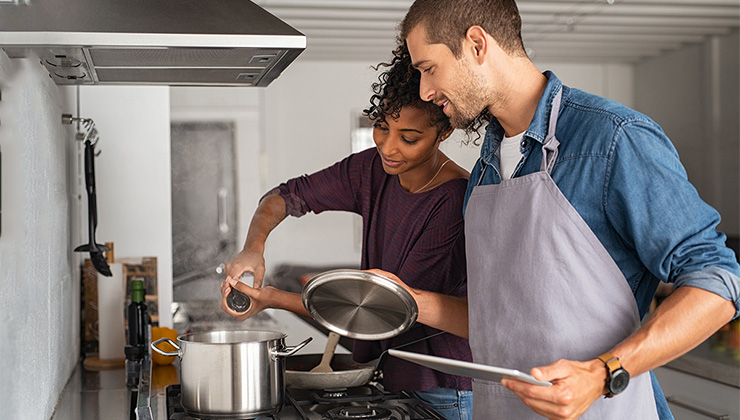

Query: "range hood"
left=0, top=0, right=305, bottom=86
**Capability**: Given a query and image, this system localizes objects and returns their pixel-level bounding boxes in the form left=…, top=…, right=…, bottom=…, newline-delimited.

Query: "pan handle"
left=274, top=337, right=313, bottom=357
left=151, top=337, right=180, bottom=357
left=375, top=330, right=446, bottom=376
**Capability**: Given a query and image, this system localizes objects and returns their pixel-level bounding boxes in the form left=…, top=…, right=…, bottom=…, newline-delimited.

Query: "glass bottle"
left=125, top=278, right=148, bottom=386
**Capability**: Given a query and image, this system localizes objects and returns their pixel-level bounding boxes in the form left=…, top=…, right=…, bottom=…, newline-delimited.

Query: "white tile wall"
left=0, top=51, right=79, bottom=420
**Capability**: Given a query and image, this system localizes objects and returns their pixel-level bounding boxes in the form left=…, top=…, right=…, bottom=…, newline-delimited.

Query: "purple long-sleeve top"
left=274, top=147, right=472, bottom=392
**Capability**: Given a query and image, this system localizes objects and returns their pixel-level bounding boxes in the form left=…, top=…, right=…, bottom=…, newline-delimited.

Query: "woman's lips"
left=381, top=156, right=403, bottom=168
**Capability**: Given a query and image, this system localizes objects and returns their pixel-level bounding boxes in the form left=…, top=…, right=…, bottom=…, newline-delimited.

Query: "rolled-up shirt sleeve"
left=606, top=120, right=740, bottom=318
left=259, top=187, right=307, bottom=218
left=265, top=151, right=370, bottom=218
left=674, top=267, right=740, bottom=318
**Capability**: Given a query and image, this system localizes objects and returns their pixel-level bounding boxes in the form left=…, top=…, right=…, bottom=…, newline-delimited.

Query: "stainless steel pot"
left=152, top=330, right=311, bottom=419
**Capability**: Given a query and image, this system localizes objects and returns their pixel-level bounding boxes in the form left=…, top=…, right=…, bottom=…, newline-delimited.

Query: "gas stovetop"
left=165, top=383, right=445, bottom=420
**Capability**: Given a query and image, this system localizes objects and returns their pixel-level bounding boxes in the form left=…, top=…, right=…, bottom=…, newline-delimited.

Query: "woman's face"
left=373, top=105, right=444, bottom=177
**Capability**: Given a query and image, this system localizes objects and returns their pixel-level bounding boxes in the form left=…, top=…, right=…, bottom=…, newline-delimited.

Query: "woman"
left=220, top=47, right=473, bottom=420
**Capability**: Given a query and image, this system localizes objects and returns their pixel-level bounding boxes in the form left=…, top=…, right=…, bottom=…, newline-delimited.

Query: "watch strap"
left=597, top=352, right=622, bottom=373
left=597, top=352, right=622, bottom=398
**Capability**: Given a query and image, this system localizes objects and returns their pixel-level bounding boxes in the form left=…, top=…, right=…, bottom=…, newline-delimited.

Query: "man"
left=374, top=0, right=740, bottom=419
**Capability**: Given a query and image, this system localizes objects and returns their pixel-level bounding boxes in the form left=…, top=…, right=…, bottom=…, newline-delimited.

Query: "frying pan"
left=291, top=269, right=442, bottom=389
left=285, top=331, right=445, bottom=389
left=285, top=353, right=376, bottom=389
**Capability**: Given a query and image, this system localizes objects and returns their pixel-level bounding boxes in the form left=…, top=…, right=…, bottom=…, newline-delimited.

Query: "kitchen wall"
left=0, top=52, right=174, bottom=420
left=77, top=86, right=174, bottom=328
left=634, top=30, right=739, bottom=237
left=0, top=51, right=78, bottom=420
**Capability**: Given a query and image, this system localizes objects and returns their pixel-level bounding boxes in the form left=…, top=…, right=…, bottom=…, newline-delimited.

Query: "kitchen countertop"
left=50, top=301, right=350, bottom=420
left=49, top=300, right=738, bottom=420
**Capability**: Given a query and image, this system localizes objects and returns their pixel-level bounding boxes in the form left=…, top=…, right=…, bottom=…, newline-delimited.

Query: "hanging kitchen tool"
left=64, top=114, right=112, bottom=276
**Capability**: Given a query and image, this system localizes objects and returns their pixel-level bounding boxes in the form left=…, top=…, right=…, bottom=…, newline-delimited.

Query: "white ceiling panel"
left=258, top=0, right=740, bottom=64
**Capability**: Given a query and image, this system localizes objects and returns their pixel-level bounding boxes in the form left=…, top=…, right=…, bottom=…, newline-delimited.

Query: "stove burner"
left=165, top=384, right=445, bottom=420
left=310, top=385, right=384, bottom=404
left=322, top=390, right=349, bottom=398
left=325, top=406, right=393, bottom=420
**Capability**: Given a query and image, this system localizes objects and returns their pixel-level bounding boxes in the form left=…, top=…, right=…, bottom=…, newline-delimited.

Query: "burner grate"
left=325, top=405, right=395, bottom=420
left=164, top=384, right=445, bottom=420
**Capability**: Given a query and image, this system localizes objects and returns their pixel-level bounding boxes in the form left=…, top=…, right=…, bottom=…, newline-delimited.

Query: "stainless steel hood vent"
left=0, top=0, right=306, bottom=86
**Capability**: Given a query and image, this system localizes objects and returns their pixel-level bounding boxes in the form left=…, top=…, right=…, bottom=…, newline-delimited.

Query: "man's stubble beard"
left=448, top=60, right=498, bottom=131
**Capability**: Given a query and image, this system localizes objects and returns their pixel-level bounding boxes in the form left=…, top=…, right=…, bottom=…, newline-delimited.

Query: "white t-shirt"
left=499, top=132, right=524, bottom=180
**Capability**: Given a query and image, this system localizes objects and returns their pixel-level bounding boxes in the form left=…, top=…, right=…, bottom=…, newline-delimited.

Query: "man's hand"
left=501, top=358, right=606, bottom=420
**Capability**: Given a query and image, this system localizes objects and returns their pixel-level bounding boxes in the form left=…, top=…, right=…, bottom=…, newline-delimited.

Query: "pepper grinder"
left=226, top=272, right=254, bottom=313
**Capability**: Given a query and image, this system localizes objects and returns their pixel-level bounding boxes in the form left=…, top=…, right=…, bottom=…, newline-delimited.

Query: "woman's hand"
left=365, top=269, right=417, bottom=294
left=365, top=268, right=469, bottom=338
left=220, top=276, right=311, bottom=320
left=224, top=248, right=267, bottom=288
left=220, top=276, right=274, bottom=321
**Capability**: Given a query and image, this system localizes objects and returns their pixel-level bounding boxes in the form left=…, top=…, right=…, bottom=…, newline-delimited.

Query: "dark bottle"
left=125, top=279, right=148, bottom=360
left=125, top=278, right=148, bottom=387
left=226, top=272, right=253, bottom=313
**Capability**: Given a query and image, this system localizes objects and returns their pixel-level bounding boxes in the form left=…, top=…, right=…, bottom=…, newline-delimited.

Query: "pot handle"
left=273, top=337, right=313, bottom=357
left=151, top=337, right=180, bottom=357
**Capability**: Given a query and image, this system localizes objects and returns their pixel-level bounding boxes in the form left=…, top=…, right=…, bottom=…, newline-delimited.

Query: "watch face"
left=610, top=369, right=630, bottom=394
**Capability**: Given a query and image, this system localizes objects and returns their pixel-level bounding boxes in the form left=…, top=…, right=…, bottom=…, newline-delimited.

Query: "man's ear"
left=466, top=25, right=489, bottom=63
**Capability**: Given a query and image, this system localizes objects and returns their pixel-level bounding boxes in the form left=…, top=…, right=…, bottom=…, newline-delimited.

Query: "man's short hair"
left=400, top=0, right=525, bottom=57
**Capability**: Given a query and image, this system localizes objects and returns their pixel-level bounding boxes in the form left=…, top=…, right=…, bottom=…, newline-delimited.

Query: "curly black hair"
left=363, top=44, right=451, bottom=139
left=364, top=43, right=487, bottom=145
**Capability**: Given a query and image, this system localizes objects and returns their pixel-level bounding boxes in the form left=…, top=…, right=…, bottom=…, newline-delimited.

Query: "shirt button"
left=521, top=141, right=527, bottom=148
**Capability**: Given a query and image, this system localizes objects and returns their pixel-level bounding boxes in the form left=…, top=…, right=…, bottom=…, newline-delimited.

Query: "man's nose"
left=419, top=76, right=436, bottom=102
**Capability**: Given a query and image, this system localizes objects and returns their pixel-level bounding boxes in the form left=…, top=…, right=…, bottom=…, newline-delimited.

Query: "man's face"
left=406, top=25, right=490, bottom=130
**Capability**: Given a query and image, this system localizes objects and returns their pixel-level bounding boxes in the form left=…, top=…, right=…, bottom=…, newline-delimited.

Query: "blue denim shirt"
left=464, top=71, right=740, bottom=320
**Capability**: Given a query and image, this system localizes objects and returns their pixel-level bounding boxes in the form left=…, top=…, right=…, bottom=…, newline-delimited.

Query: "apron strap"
left=540, top=89, right=562, bottom=174
left=475, top=162, right=488, bottom=186
left=477, top=88, right=563, bottom=185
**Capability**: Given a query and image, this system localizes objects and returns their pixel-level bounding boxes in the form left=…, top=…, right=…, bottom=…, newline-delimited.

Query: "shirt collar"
left=525, top=71, right=563, bottom=145
left=481, top=70, right=564, bottom=159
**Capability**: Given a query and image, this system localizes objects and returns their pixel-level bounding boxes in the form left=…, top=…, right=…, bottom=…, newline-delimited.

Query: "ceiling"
left=257, top=0, right=740, bottom=64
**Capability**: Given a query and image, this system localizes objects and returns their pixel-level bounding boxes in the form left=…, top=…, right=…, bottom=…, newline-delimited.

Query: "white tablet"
left=388, top=349, right=552, bottom=387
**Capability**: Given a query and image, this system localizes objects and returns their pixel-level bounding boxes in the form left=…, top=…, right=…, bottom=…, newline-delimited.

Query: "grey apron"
left=465, top=90, right=658, bottom=419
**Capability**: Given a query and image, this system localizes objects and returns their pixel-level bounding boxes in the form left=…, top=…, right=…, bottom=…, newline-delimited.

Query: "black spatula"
left=74, top=134, right=111, bottom=277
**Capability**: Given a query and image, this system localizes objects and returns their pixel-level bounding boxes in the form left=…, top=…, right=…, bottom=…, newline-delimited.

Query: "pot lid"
left=302, top=269, right=418, bottom=340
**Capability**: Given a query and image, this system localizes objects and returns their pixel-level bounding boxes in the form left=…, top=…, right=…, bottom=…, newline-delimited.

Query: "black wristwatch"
left=597, top=352, right=630, bottom=397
